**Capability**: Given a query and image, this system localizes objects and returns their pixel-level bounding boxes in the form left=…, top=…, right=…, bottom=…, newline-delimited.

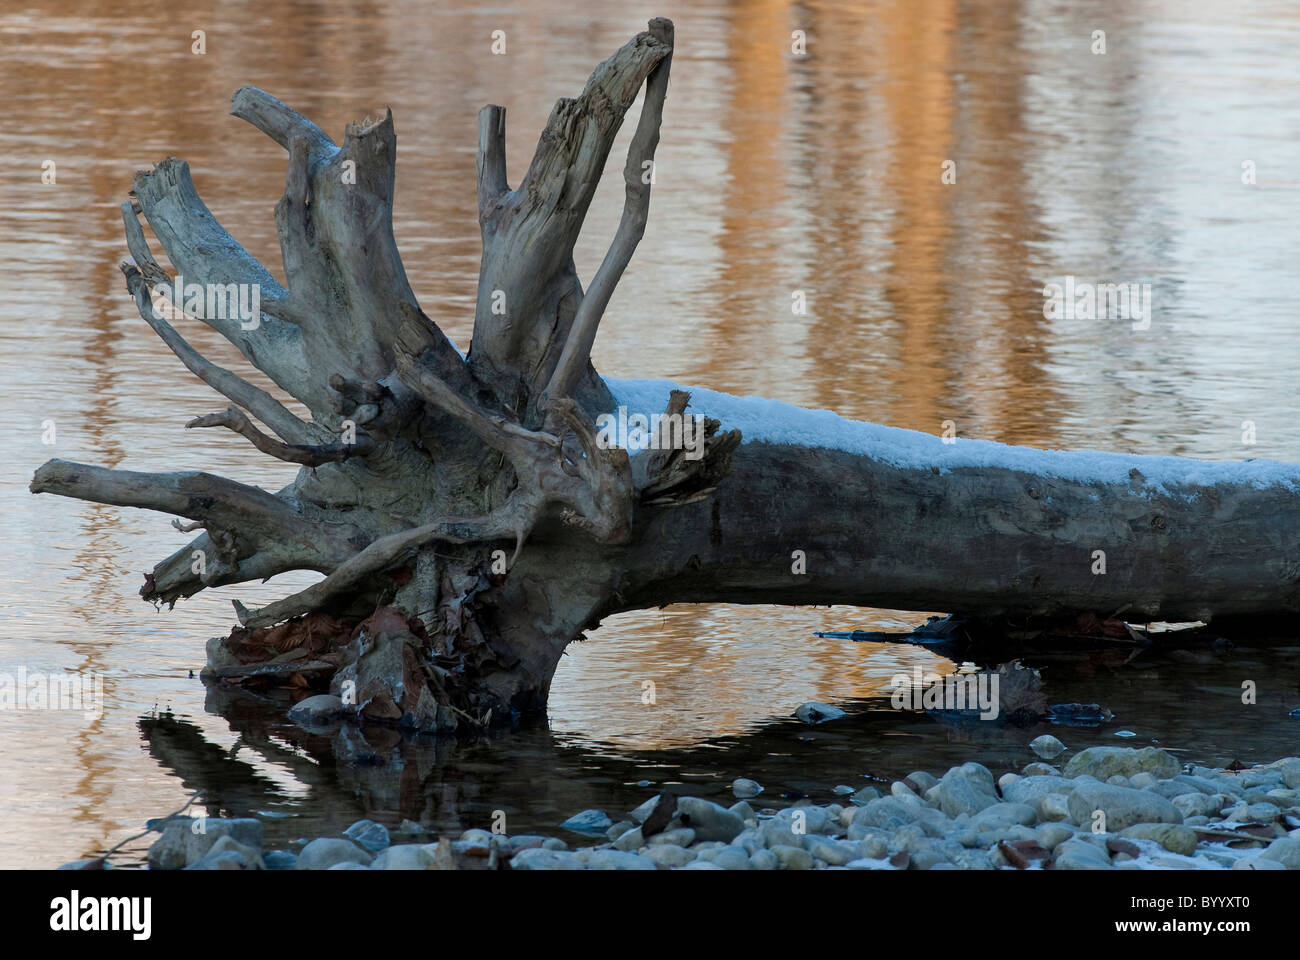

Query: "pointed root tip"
left=229, top=85, right=263, bottom=115
left=648, top=17, right=674, bottom=40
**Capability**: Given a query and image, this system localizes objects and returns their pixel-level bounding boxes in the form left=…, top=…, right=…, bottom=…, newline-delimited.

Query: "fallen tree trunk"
left=31, top=18, right=1300, bottom=730
left=595, top=396, right=1300, bottom=622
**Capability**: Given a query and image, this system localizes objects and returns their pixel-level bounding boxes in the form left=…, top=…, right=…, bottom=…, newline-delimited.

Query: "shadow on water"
left=114, top=635, right=1300, bottom=866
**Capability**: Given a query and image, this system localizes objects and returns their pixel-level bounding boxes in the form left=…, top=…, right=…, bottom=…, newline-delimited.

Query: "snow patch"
left=607, top=377, right=1300, bottom=496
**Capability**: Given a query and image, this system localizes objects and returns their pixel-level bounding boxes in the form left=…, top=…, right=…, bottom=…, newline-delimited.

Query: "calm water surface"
left=1, top=0, right=1299, bottom=866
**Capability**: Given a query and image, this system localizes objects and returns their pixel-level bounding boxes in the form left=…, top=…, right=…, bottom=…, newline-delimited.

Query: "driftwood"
left=31, top=19, right=1300, bottom=729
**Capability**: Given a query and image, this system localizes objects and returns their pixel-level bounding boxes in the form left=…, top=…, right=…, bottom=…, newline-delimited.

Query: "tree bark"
left=31, top=18, right=1300, bottom=731
left=601, top=438, right=1300, bottom=623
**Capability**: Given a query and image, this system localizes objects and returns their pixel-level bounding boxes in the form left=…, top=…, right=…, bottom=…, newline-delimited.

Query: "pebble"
left=370, top=844, right=436, bottom=870
left=584, top=849, right=656, bottom=870
left=560, top=809, right=613, bottom=837
left=676, top=797, right=744, bottom=842
left=905, top=771, right=940, bottom=793
left=1002, top=775, right=1073, bottom=809
left=732, top=778, right=763, bottom=798
left=1064, top=746, right=1180, bottom=780
left=1030, top=734, right=1066, bottom=759
left=1120, top=823, right=1198, bottom=856
left=1259, top=837, right=1300, bottom=869
left=1054, top=838, right=1113, bottom=870
left=1233, top=855, right=1286, bottom=870
left=147, top=817, right=264, bottom=870
left=136, top=749, right=1300, bottom=872
left=770, top=844, right=815, bottom=870
left=504, top=835, right=545, bottom=855
left=648, top=827, right=695, bottom=847
left=970, top=803, right=1037, bottom=830
left=776, top=804, right=832, bottom=834
left=892, top=780, right=921, bottom=799
left=287, top=694, right=345, bottom=726
left=851, top=785, right=882, bottom=806
left=185, top=835, right=263, bottom=870
left=1035, top=822, right=1074, bottom=850
left=605, top=820, right=634, bottom=840
left=612, top=826, right=644, bottom=852
left=263, top=850, right=297, bottom=870
left=295, top=837, right=374, bottom=870
left=749, top=848, right=778, bottom=870
left=644, top=844, right=695, bottom=868
left=344, top=819, right=391, bottom=853
left=806, top=838, right=861, bottom=866
left=1021, top=762, right=1061, bottom=776
left=851, top=796, right=920, bottom=832
left=1067, top=782, right=1185, bottom=832
left=795, top=701, right=846, bottom=724
left=511, top=848, right=584, bottom=870
left=1040, top=793, right=1072, bottom=822
left=1276, top=759, right=1300, bottom=789
left=709, top=847, right=751, bottom=870
left=1171, top=793, right=1224, bottom=818
left=936, top=765, right=999, bottom=818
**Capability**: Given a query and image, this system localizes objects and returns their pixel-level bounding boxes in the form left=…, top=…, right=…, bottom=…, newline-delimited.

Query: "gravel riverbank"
left=109, top=746, right=1300, bottom=870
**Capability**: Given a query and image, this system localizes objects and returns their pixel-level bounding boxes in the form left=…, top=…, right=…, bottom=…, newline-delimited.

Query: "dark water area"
left=3, top=0, right=1300, bottom=866
left=101, top=637, right=1300, bottom=866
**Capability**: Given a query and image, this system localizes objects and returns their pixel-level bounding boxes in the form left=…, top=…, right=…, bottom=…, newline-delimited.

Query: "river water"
left=1, top=0, right=1298, bottom=866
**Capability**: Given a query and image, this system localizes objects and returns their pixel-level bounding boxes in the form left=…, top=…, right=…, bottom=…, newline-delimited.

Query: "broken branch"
left=234, top=511, right=518, bottom=628
left=230, top=86, right=336, bottom=161
left=119, top=255, right=315, bottom=445
left=187, top=406, right=373, bottom=465
left=476, top=105, right=509, bottom=223
left=544, top=18, right=674, bottom=403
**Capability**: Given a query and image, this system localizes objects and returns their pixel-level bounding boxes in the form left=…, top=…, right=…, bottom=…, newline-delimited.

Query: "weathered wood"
left=30, top=19, right=1300, bottom=730
left=186, top=406, right=373, bottom=466
left=543, top=18, right=674, bottom=406
left=118, top=256, right=316, bottom=445
left=468, top=25, right=671, bottom=419
left=607, top=439, right=1300, bottom=624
